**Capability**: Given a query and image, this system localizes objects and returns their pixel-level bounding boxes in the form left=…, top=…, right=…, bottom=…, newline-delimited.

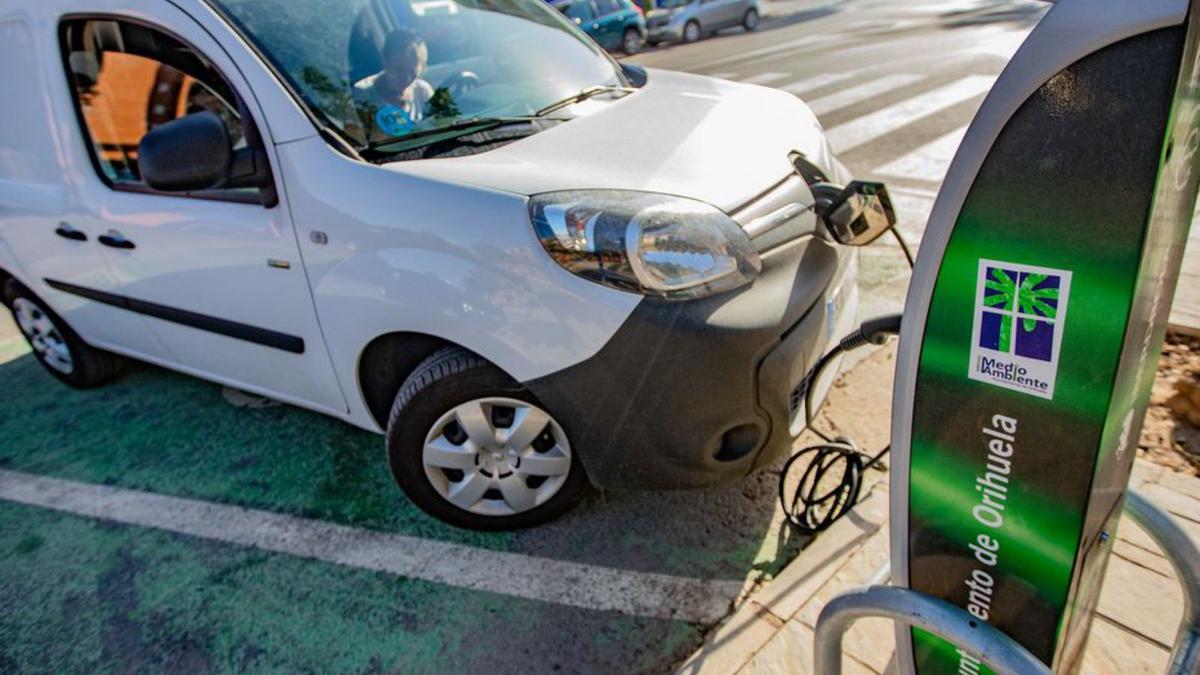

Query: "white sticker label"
left=968, top=259, right=1072, bottom=400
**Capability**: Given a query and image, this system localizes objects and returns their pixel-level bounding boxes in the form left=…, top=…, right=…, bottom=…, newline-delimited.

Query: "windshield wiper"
left=364, top=115, right=564, bottom=153
left=534, top=85, right=635, bottom=117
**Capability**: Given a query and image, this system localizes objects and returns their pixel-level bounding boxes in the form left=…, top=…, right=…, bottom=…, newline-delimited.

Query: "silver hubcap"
left=423, top=397, right=572, bottom=517
left=12, top=298, right=73, bottom=375
left=685, top=23, right=699, bottom=41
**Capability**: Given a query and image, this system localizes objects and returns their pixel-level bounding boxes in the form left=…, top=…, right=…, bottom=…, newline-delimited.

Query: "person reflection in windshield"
left=354, top=28, right=435, bottom=138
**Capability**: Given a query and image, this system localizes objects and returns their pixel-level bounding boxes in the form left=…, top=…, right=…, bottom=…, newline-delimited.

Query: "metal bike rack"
left=1125, top=491, right=1200, bottom=675
left=813, top=490, right=1200, bottom=675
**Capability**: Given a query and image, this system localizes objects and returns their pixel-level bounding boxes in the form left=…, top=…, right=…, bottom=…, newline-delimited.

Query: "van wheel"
left=742, top=8, right=759, bottom=31
left=386, top=347, right=588, bottom=530
left=3, top=280, right=122, bottom=388
left=683, top=20, right=701, bottom=43
left=621, top=27, right=643, bottom=55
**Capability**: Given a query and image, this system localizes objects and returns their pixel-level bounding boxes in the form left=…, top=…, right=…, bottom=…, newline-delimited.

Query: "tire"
left=386, top=347, right=589, bottom=530
left=3, top=280, right=122, bottom=388
left=683, top=20, right=701, bottom=43
left=621, top=27, right=643, bottom=55
left=742, top=8, right=759, bottom=31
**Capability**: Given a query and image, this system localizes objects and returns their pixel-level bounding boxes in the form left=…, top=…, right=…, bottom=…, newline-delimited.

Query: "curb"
left=677, top=487, right=890, bottom=674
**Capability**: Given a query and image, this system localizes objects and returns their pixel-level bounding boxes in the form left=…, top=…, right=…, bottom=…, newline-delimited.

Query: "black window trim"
left=57, top=13, right=275, bottom=207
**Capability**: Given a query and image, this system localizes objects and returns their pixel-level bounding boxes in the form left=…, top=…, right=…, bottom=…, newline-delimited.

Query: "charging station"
left=888, top=0, right=1200, bottom=672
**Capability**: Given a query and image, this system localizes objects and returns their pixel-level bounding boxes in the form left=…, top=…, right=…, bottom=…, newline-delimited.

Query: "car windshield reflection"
left=209, top=0, right=626, bottom=156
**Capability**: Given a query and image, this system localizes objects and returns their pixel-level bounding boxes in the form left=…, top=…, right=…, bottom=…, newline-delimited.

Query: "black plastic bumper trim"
left=523, top=236, right=844, bottom=490
left=44, top=278, right=305, bottom=354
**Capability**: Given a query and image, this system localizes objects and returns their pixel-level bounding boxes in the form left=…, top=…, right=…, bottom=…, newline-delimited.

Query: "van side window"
left=593, top=0, right=621, bottom=16
left=561, top=0, right=595, bottom=23
left=60, top=19, right=247, bottom=189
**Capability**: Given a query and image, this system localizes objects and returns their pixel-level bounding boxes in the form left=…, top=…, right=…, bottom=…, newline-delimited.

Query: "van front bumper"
left=523, top=236, right=857, bottom=490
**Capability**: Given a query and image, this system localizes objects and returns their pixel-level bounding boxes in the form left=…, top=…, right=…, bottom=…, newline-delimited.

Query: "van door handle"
left=98, top=231, right=136, bottom=250
left=54, top=223, right=87, bottom=242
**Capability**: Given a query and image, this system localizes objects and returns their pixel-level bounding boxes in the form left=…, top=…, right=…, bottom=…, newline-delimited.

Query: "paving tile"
left=752, top=489, right=889, bottom=622
left=790, top=528, right=893, bottom=673
left=1117, top=515, right=1163, bottom=552
left=1077, top=615, right=1171, bottom=675
left=1141, top=484, right=1200, bottom=526
left=678, top=601, right=785, bottom=675
left=1157, top=468, right=1200, bottom=501
left=1113, top=537, right=1177, bottom=579
left=796, top=528, right=891, bottom=628
left=1131, top=460, right=1166, bottom=490
left=738, top=619, right=879, bottom=675
left=836, top=617, right=896, bottom=675
left=1170, top=231, right=1200, bottom=334
left=1097, top=552, right=1184, bottom=648
left=1120, top=495, right=1200, bottom=563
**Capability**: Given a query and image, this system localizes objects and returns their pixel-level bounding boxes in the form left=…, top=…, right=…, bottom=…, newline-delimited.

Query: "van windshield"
left=208, top=0, right=627, bottom=157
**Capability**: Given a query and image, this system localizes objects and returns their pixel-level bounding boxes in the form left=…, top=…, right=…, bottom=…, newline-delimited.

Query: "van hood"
left=382, top=69, right=837, bottom=213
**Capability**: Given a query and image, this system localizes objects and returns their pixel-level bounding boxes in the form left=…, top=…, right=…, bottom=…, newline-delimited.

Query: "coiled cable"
left=778, top=226, right=914, bottom=535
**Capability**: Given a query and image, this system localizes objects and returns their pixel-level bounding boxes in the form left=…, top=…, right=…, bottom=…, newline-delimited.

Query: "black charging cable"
left=778, top=226, right=915, bottom=535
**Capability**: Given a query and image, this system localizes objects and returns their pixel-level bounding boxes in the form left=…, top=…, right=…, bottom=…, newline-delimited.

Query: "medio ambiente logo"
left=968, top=259, right=1072, bottom=399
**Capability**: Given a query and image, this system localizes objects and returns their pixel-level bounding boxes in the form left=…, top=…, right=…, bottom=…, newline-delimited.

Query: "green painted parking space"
left=0, top=501, right=699, bottom=673
left=0, top=312, right=804, bottom=672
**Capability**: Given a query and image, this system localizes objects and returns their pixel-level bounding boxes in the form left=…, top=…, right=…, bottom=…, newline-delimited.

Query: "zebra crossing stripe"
left=875, top=125, right=970, bottom=182
left=826, top=75, right=996, bottom=153
left=778, top=71, right=861, bottom=96
left=807, top=73, right=926, bottom=116
left=740, top=71, right=790, bottom=85
left=691, top=35, right=829, bottom=69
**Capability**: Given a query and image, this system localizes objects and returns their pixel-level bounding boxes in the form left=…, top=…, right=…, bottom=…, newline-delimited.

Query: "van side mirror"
left=138, top=111, right=231, bottom=192
left=620, top=62, right=648, bottom=87
left=138, top=111, right=273, bottom=203
left=821, top=180, right=897, bottom=246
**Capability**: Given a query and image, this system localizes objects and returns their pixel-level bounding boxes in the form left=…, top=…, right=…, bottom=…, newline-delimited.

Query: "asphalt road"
left=0, top=2, right=1045, bottom=673
left=630, top=0, right=1046, bottom=320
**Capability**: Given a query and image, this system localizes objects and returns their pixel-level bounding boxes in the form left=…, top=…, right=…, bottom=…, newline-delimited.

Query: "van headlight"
left=529, top=190, right=761, bottom=300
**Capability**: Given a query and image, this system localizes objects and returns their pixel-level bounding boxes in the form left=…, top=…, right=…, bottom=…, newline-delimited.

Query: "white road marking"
left=740, top=71, right=789, bottom=85
left=779, top=71, right=860, bottom=96
left=707, top=71, right=737, bottom=80
left=807, top=73, right=925, bottom=116
left=826, top=75, right=996, bottom=153
left=690, top=35, right=830, bottom=70
left=0, top=469, right=741, bottom=624
left=875, top=125, right=970, bottom=182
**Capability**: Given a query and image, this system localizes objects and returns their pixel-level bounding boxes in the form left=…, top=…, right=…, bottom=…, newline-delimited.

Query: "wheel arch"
left=357, top=331, right=503, bottom=431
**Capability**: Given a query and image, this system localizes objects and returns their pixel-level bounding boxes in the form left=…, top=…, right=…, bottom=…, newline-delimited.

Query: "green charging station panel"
left=890, top=0, right=1200, bottom=672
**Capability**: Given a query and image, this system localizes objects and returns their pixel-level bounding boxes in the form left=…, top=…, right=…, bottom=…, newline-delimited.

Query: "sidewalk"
left=678, top=459, right=1198, bottom=674
left=1170, top=224, right=1200, bottom=336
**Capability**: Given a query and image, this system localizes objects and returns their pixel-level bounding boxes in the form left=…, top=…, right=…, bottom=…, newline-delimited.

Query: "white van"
left=0, top=0, right=892, bottom=529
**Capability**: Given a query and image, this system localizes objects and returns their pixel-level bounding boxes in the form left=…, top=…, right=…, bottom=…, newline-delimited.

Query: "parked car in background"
left=646, top=0, right=760, bottom=45
left=552, top=0, right=647, bottom=54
